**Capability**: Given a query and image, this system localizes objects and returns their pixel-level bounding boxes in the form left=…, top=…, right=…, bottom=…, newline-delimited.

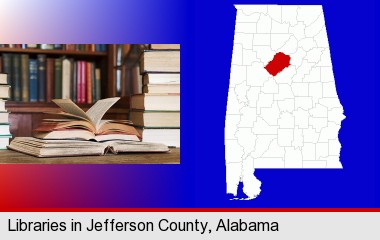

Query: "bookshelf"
left=0, top=44, right=130, bottom=138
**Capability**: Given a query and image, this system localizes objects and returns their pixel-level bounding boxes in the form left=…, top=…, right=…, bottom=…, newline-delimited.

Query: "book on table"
left=7, top=97, right=170, bottom=157
left=32, top=97, right=141, bottom=142
left=8, top=137, right=169, bottom=157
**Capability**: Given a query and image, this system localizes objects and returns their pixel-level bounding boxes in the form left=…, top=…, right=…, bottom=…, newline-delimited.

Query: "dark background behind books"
left=0, top=0, right=378, bottom=208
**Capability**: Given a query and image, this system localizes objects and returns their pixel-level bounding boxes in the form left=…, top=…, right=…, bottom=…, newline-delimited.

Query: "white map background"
left=225, top=5, right=345, bottom=200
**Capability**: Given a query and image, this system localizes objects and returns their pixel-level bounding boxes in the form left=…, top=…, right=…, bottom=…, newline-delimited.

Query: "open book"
left=8, top=137, right=169, bottom=157
left=33, top=97, right=141, bottom=141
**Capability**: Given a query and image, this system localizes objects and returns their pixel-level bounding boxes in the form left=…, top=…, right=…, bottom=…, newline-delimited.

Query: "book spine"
left=62, top=58, right=71, bottom=99
left=29, top=59, right=38, bottom=102
left=86, top=62, right=92, bottom=103
left=53, top=44, right=62, bottom=50
left=0, top=56, right=2, bottom=73
left=95, top=68, right=101, bottom=101
left=76, top=61, right=81, bottom=103
left=54, top=58, right=62, bottom=99
left=46, top=58, right=55, bottom=103
left=91, top=63, right=96, bottom=103
left=20, top=54, right=30, bottom=102
left=12, top=54, right=21, bottom=101
left=1, top=54, right=12, bottom=87
left=72, top=60, right=77, bottom=102
left=81, top=61, right=86, bottom=103
left=37, top=54, right=46, bottom=102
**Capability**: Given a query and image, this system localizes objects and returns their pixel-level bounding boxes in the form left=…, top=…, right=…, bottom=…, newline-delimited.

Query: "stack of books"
left=130, top=44, right=180, bottom=147
left=0, top=73, right=12, bottom=149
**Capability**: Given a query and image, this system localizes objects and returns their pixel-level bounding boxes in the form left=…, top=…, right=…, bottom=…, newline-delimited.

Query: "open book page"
left=42, top=112, right=90, bottom=122
left=52, top=99, right=91, bottom=122
left=85, top=97, right=120, bottom=130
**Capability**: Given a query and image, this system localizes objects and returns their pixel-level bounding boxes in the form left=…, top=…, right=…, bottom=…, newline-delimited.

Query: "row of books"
left=0, top=73, right=11, bottom=149
left=0, top=44, right=107, bottom=52
left=0, top=53, right=102, bottom=103
left=130, top=44, right=180, bottom=147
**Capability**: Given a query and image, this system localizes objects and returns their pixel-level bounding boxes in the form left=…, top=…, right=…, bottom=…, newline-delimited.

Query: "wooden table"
left=0, top=148, right=180, bottom=164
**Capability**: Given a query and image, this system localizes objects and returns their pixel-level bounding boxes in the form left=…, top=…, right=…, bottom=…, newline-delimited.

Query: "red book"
left=81, top=61, right=87, bottom=104
left=76, top=61, right=81, bottom=103
left=46, top=58, right=55, bottom=102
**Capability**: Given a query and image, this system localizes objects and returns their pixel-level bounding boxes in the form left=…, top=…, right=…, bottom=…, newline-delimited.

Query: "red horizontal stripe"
left=1, top=208, right=380, bottom=212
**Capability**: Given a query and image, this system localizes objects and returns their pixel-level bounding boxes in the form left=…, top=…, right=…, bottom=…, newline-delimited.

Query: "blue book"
left=29, top=59, right=38, bottom=102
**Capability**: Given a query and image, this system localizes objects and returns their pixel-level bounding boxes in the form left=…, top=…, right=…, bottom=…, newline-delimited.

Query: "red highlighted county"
left=264, top=52, right=291, bottom=76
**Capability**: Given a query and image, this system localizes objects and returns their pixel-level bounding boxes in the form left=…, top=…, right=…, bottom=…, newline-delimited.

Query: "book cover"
left=46, top=58, right=55, bottom=102
left=1, top=54, right=12, bottom=91
left=37, top=54, right=47, bottom=102
left=62, top=58, right=71, bottom=99
left=29, top=59, right=38, bottom=102
left=95, top=68, right=101, bottom=101
left=86, top=61, right=92, bottom=104
left=12, top=54, right=21, bottom=101
left=20, top=54, right=30, bottom=102
left=140, top=50, right=180, bottom=73
left=54, top=58, right=62, bottom=99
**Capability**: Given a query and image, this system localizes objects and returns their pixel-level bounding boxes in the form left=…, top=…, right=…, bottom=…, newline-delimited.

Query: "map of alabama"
left=225, top=5, right=345, bottom=199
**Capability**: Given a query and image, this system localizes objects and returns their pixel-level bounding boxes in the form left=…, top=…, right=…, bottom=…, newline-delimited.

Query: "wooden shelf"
left=0, top=47, right=107, bottom=57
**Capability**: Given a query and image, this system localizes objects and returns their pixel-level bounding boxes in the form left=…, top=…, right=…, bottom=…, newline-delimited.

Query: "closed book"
left=0, top=112, right=9, bottom=123
left=54, top=58, right=62, bottom=99
left=53, top=44, right=62, bottom=49
left=72, top=61, right=77, bottom=102
left=46, top=58, right=55, bottom=102
left=0, top=56, right=2, bottom=73
left=27, top=44, right=38, bottom=48
left=20, top=54, right=29, bottom=102
left=0, top=73, right=7, bottom=84
left=137, top=128, right=180, bottom=147
left=80, top=61, right=87, bottom=103
left=76, top=61, right=87, bottom=104
left=95, top=68, right=101, bottom=101
left=37, top=54, right=47, bottom=102
left=150, top=44, right=180, bottom=50
left=143, top=73, right=180, bottom=85
left=91, top=63, right=96, bottom=103
left=0, top=123, right=11, bottom=135
left=143, top=84, right=180, bottom=94
left=29, top=59, right=38, bottom=102
left=86, top=61, right=92, bottom=103
left=0, top=86, right=11, bottom=99
left=39, top=44, right=53, bottom=50
left=62, top=58, right=71, bottom=99
left=130, top=94, right=180, bottom=111
left=1, top=54, right=12, bottom=92
left=140, top=50, right=180, bottom=73
left=0, top=100, right=6, bottom=112
left=76, top=61, right=81, bottom=103
left=12, top=54, right=21, bottom=101
left=66, top=44, right=75, bottom=51
left=130, top=110, right=180, bottom=128
left=0, top=136, right=10, bottom=150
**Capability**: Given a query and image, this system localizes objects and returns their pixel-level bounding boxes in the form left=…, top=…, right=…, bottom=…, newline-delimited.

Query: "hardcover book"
left=33, top=97, right=141, bottom=142
left=140, top=50, right=180, bottom=73
left=8, top=137, right=169, bottom=158
left=130, top=94, right=180, bottom=111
